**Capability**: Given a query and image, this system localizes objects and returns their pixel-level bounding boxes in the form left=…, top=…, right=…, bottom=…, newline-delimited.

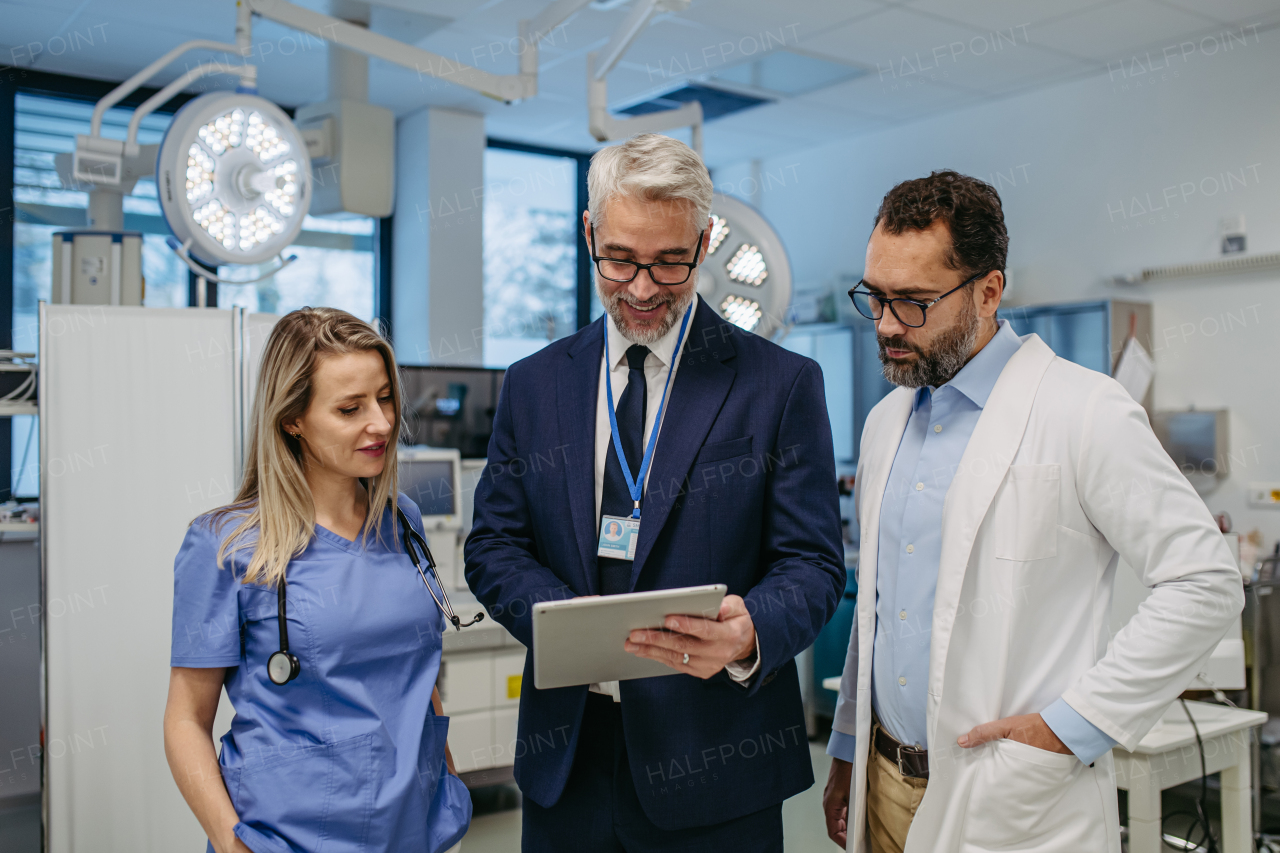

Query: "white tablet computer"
left=532, top=585, right=728, bottom=690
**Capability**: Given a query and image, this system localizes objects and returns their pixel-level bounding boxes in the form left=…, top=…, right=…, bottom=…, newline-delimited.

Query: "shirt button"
left=934, top=424, right=942, bottom=433
left=906, top=544, right=914, bottom=554
left=915, top=482, right=924, bottom=491
left=899, top=610, right=907, bottom=620
left=898, top=676, right=907, bottom=686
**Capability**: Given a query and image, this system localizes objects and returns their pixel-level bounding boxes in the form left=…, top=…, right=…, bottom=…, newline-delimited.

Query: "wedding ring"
left=682, top=653, right=690, bottom=665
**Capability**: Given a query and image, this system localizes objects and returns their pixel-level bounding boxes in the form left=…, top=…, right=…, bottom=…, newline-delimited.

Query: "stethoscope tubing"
left=267, top=505, right=483, bottom=686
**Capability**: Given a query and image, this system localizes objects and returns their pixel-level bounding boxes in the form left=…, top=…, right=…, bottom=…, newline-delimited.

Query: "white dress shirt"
left=590, top=302, right=760, bottom=700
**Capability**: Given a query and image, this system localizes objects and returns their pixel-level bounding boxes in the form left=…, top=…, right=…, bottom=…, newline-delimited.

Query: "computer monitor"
left=399, top=446, right=463, bottom=523
left=400, top=366, right=505, bottom=458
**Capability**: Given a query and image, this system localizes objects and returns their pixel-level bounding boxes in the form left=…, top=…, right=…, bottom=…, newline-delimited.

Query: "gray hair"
left=587, top=133, right=713, bottom=234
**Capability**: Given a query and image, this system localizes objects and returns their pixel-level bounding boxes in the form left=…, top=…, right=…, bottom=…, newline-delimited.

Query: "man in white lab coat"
left=821, top=170, right=1244, bottom=853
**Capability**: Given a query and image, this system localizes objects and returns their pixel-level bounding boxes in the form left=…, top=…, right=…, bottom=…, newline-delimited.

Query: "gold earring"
left=289, top=431, right=301, bottom=439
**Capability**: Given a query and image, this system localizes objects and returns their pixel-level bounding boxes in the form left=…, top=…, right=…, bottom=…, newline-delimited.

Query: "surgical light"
left=725, top=243, right=768, bottom=286
left=696, top=193, right=791, bottom=339
left=158, top=91, right=310, bottom=268
left=707, top=214, right=730, bottom=255
left=720, top=295, right=762, bottom=332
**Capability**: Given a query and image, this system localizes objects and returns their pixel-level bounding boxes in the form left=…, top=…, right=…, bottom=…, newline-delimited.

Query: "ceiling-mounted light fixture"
left=696, top=193, right=791, bottom=339
left=158, top=92, right=310, bottom=269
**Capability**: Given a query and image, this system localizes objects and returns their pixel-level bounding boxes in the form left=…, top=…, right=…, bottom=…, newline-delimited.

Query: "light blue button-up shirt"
left=828, top=320, right=1116, bottom=766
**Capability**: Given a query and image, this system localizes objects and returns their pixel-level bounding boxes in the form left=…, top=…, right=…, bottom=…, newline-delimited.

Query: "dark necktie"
left=598, top=344, right=650, bottom=595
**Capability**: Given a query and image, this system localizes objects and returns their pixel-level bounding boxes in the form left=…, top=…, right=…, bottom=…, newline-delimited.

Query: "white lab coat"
left=832, top=333, right=1244, bottom=853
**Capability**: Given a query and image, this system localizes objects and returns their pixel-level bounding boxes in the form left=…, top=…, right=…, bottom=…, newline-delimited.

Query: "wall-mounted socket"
left=1221, top=214, right=1246, bottom=255
left=1248, top=483, right=1280, bottom=507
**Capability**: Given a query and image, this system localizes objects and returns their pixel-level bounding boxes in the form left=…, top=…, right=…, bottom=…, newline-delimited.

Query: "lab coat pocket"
left=961, top=738, right=1087, bottom=851
left=994, top=464, right=1060, bottom=562
left=234, top=733, right=376, bottom=853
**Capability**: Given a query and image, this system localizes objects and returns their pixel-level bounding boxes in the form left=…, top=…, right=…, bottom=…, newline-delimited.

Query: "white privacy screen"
left=41, top=305, right=249, bottom=852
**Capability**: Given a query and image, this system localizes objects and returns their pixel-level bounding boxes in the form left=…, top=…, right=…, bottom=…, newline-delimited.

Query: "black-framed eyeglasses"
left=588, top=225, right=704, bottom=285
left=847, top=270, right=989, bottom=328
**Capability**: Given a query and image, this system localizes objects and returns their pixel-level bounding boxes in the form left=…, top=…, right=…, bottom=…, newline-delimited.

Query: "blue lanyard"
left=603, top=304, right=692, bottom=519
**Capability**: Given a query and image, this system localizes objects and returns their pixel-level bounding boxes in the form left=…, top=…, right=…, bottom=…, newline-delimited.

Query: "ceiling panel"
left=795, top=69, right=985, bottom=122
left=1155, top=0, right=1280, bottom=27
left=0, top=0, right=1272, bottom=169
left=1028, top=0, right=1225, bottom=62
left=906, top=0, right=1124, bottom=32
left=799, top=6, right=993, bottom=68
left=678, top=0, right=889, bottom=43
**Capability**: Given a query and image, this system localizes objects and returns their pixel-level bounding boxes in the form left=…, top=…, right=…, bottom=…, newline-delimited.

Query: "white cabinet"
left=492, top=648, right=526, bottom=708
left=439, top=603, right=526, bottom=783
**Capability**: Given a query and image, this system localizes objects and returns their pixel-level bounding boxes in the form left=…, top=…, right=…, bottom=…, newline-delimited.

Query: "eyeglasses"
left=847, top=271, right=989, bottom=328
left=589, top=225, right=704, bottom=285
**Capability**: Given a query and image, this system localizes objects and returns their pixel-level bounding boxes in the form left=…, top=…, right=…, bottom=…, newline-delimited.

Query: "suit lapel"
left=628, top=299, right=736, bottom=590
left=926, top=334, right=1056, bottom=742
left=558, top=319, right=605, bottom=595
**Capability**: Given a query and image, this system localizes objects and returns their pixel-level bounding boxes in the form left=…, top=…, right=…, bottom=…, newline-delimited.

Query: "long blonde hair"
left=204, top=307, right=403, bottom=587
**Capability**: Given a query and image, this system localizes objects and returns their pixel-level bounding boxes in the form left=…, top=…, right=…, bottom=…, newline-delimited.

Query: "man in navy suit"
left=465, top=133, right=845, bottom=851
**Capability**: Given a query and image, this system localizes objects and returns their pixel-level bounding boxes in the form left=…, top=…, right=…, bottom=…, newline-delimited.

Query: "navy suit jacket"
left=464, top=296, right=845, bottom=830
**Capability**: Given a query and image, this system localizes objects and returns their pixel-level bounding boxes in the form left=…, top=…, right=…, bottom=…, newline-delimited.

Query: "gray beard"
left=878, top=301, right=983, bottom=388
left=597, top=279, right=696, bottom=345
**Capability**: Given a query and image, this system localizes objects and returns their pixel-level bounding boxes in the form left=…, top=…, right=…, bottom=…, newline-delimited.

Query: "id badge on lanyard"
left=596, top=305, right=692, bottom=562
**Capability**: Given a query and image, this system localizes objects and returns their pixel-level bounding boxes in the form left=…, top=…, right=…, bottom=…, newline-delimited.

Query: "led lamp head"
left=696, top=194, right=792, bottom=339
left=158, top=92, right=310, bottom=267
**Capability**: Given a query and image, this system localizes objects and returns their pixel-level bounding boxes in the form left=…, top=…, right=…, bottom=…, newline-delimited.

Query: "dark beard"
left=878, top=300, right=982, bottom=388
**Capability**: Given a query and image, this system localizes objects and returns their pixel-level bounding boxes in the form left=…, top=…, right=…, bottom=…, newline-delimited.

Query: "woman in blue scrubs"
left=163, top=307, right=471, bottom=853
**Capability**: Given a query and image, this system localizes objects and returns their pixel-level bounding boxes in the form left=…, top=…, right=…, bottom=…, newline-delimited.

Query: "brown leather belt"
left=874, top=723, right=929, bottom=780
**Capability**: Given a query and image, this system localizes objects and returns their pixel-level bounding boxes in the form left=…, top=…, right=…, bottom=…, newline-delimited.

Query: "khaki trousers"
left=866, top=722, right=928, bottom=853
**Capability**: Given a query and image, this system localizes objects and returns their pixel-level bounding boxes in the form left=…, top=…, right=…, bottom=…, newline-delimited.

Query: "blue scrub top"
left=170, top=492, right=471, bottom=853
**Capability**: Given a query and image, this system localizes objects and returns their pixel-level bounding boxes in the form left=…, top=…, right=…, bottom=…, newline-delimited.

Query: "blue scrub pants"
left=521, top=693, right=784, bottom=852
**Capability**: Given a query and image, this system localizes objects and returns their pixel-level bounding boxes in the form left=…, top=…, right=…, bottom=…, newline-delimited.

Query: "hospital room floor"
left=1, top=746, right=1257, bottom=851
left=462, top=742, right=837, bottom=851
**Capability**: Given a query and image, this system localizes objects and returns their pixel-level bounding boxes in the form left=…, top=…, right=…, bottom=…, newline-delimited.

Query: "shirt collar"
left=604, top=297, right=694, bottom=370
left=925, top=318, right=1023, bottom=409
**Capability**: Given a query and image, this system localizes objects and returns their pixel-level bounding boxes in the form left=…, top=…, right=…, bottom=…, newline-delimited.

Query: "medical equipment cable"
left=1159, top=698, right=1219, bottom=853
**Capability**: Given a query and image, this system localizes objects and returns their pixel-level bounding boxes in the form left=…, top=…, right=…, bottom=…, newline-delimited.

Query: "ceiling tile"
left=1155, top=0, right=1280, bottom=27
left=711, top=98, right=891, bottom=144
left=799, top=6, right=992, bottom=69
left=905, top=0, right=1122, bottom=31
left=794, top=68, right=985, bottom=122
left=678, top=0, right=888, bottom=43
left=1029, top=0, right=1226, bottom=62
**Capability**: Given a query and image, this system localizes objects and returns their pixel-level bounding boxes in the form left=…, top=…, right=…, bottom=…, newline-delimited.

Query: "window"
left=217, top=215, right=376, bottom=318
left=482, top=144, right=588, bottom=367
left=13, top=93, right=189, bottom=351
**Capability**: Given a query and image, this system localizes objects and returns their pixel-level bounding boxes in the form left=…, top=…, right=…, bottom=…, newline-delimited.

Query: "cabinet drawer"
left=439, top=653, right=492, bottom=714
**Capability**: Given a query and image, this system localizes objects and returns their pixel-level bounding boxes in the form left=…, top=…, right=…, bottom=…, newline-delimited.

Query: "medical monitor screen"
left=400, top=460, right=457, bottom=517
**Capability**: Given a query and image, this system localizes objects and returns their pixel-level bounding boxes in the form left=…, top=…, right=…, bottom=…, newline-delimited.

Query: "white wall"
left=734, top=35, right=1280, bottom=545
left=393, top=107, right=486, bottom=366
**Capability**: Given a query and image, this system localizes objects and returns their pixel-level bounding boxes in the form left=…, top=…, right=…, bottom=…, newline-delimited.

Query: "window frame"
left=486, top=137, right=593, bottom=331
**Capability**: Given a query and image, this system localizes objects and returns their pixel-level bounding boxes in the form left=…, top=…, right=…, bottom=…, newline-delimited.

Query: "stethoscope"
left=267, top=506, right=484, bottom=686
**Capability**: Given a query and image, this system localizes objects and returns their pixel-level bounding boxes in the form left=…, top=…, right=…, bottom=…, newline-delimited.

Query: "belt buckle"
left=896, top=744, right=908, bottom=777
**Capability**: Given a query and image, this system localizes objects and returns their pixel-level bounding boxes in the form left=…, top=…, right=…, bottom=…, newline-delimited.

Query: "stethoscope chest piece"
left=268, top=649, right=300, bottom=685
left=268, top=576, right=300, bottom=686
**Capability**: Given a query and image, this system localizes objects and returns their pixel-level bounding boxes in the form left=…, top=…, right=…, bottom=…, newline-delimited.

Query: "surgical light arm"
left=587, top=0, right=704, bottom=153
left=242, top=0, right=592, bottom=103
